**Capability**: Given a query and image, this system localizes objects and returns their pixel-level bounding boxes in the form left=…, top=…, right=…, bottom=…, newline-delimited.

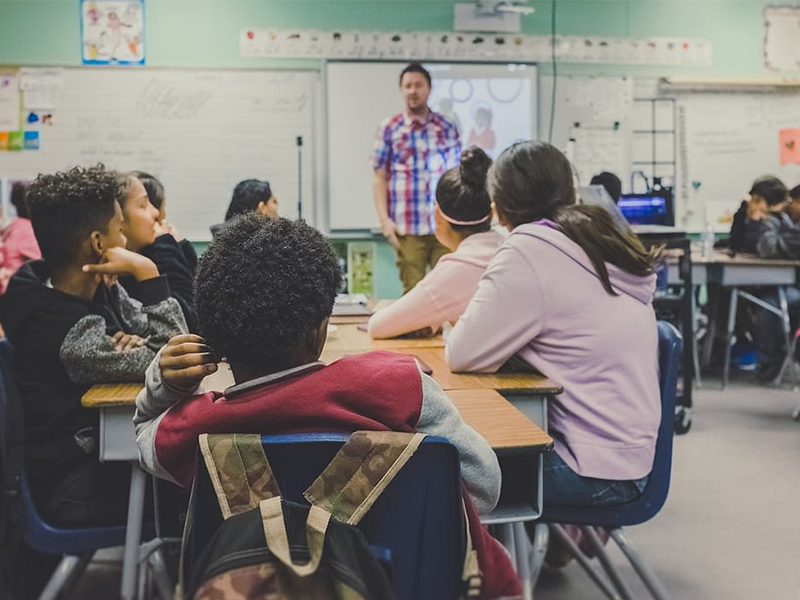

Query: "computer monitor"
left=618, top=192, right=674, bottom=226
left=577, top=185, right=630, bottom=231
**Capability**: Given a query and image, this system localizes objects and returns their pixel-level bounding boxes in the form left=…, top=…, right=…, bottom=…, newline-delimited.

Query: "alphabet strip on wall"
left=240, top=29, right=713, bottom=67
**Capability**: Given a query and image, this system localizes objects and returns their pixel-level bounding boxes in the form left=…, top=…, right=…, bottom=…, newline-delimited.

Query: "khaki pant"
left=396, top=234, right=450, bottom=294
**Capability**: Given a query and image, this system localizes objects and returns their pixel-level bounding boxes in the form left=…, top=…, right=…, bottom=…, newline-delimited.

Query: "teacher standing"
left=372, top=63, right=462, bottom=294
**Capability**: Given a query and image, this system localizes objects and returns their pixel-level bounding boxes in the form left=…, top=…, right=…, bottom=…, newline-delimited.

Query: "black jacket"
left=121, top=234, right=198, bottom=332
left=728, top=201, right=765, bottom=254
left=0, top=261, right=185, bottom=502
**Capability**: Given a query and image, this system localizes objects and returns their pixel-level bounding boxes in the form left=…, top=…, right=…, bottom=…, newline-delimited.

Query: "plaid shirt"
left=372, top=109, right=461, bottom=236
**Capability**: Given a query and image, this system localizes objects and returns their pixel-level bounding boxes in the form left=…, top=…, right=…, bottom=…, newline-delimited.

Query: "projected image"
left=430, top=75, right=532, bottom=159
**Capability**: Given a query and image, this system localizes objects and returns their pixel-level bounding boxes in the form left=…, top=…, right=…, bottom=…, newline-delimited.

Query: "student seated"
left=118, top=172, right=198, bottom=332
left=589, top=171, right=622, bottom=204
left=210, top=178, right=278, bottom=238
left=368, top=147, right=503, bottom=339
left=134, top=214, right=520, bottom=599
left=751, top=183, right=800, bottom=381
left=0, top=165, right=187, bottom=527
left=728, top=176, right=788, bottom=253
left=0, top=182, right=41, bottom=294
left=132, top=170, right=198, bottom=273
left=447, top=141, right=660, bottom=509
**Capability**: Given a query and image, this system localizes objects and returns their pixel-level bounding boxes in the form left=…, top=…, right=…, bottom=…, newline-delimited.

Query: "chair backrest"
left=541, top=320, right=683, bottom=527
left=185, top=433, right=466, bottom=600
left=0, top=338, right=128, bottom=554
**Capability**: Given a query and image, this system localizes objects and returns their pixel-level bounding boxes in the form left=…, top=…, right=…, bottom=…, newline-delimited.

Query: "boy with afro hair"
left=135, top=214, right=520, bottom=599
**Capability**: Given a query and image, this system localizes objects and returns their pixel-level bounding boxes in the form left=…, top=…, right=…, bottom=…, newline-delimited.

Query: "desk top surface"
left=325, top=323, right=444, bottom=351
left=83, top=383, right=551, bottom=452
left=695, top=251, right=800, bottom=267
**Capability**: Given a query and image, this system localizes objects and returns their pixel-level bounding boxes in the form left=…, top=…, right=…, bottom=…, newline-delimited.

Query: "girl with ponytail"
left=368, top=147, right=504, bottom=339
left=447, top=141, right=661, bottom=508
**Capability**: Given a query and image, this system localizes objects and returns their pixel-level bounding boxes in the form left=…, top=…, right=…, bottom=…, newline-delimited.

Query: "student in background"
left=0, top=182, right=42, bottom=294
left=210, top=178, right=278, bottom=237
left=590, top=171, right=622, bottom=204
left=118, top=173, right=198, bottom=331
left=0, top=165, right=187, bottom=529
left=728, top=176, right=788, bottom=253
left=134, top=214, right=520, bottom=599
left=132, top=170, right=198, bottom=273
left=751, top=183, right=800, bottom=382
left=447, top=141, right=660, bottom=511
left=368, top=147, right=503, bottom=339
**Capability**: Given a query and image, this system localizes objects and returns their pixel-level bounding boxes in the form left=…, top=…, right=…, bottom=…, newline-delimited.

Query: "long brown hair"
left=488, top=141, right=655, bottom=295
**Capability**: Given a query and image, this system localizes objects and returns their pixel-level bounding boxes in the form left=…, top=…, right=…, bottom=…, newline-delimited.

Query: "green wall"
left=1, top=0, right=798, bottom=298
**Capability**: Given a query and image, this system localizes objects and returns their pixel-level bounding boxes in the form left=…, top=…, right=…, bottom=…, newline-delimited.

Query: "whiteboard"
left=326, top=61, right=538, bottom=231
left=0, top=68, right=316, bottom=241
left=539, top=74, right=635, bottom=189
left=677, top=91, right=800, bottom=231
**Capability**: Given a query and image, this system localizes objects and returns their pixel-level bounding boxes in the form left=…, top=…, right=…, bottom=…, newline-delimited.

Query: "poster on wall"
left=764, top=6, right=800, bottom=71
left=81, top=0, right=145, bottom=65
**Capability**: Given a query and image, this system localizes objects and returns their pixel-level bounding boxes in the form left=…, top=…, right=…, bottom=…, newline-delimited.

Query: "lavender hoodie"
left=447, top=222, right=659, bottom=481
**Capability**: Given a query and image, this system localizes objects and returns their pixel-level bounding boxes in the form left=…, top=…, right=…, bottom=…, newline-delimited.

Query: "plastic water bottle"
left=701, top=223, right=715, bottom=258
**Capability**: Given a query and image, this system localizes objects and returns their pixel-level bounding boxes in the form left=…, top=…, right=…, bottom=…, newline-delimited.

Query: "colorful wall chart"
left=240, top=29, right=713, bottom=67
left=81, top=0, right=145, bottom=65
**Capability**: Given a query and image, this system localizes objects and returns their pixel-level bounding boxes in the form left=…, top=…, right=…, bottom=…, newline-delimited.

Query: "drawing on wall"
left=0, top=70, right=21, bottom=132
left=764, top=6, right=800, bottom=71
left=82, top=0, right=145, bottom=65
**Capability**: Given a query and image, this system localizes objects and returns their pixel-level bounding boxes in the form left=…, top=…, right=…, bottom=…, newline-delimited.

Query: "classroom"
left=0, top=1, right=799, bottom=599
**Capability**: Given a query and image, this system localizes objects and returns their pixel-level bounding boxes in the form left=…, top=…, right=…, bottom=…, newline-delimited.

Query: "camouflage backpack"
left=179, top=431, right=481, bottom=600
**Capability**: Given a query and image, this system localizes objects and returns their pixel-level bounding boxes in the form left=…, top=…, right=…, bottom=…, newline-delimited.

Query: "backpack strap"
left=304, top=430, right=426, bottom=525
left=259, top=496, right=331, bottom=576
left=198, top=433, right=281, bottom=519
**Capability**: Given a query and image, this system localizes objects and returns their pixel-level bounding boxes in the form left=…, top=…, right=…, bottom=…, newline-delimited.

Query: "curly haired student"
left=0, top=165, right=187, bottom=527
left=135, top=214, right=521, bottom=599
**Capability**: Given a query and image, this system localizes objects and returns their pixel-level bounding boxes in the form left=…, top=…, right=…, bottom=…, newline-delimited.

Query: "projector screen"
left=326, top=61, right=538, bottom=231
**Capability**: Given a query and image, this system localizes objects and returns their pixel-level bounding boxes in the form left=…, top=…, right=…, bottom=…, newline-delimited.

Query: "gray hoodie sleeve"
left=415, top=370, right=501, bottom=514
left=59, top=281, right=187, bottom=385
left=134, top=351, right=202, bottom=483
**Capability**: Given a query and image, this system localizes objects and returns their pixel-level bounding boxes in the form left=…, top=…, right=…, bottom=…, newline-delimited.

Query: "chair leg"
left=609, top=528, right=672, bottom=600
left=37, top=555, right=83, bottom=600
left=550, top=524, right=621, bottom=600
left=580, top=526, right=635, bottom=600
left=528, top=522, right=549, bottom=589
left=148, top=548, right=175, bottom=600
left=510, top=522, right=534, bottom=600
left=792, top=401, right=800, bottom=420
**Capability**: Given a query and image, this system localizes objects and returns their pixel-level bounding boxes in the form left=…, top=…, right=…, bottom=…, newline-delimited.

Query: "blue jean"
left=543, top=451, right=648, bottom=508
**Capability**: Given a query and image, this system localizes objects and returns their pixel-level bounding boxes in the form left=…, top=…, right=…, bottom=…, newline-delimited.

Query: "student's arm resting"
left=415, top=370, right=500, bottom=513
left=757, top=215, right=783, bottom=258
left=114, top=277, right=188, bottom=351
left=133, top=348, right=204, bottom=483
left=367, top=275, right=446, bottom=339
left=446, top=244, right=544, bottom=372
left=59, top=314, right=160, bottom=384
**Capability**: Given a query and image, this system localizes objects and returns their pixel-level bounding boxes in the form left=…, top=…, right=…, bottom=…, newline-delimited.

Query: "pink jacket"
left=0, top=218, right=40, bottom=295
left=368, top=231, right=504, bottom=339
left=447, top=222, right=660, bottom=481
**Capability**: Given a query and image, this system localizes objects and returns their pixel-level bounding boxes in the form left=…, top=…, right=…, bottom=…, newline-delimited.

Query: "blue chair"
left=532, top=320, right=682, bottom=600
left=184, top=433, right=467, bottom=600
left=0, top=338, right=157, bottom=600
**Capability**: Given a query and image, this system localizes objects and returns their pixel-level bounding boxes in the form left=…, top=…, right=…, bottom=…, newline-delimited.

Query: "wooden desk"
left=322, top=346, right=563, bottom=394
left=325, top=323, right=444, bottom=352
left=448, top=389, right=552, bottom=453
